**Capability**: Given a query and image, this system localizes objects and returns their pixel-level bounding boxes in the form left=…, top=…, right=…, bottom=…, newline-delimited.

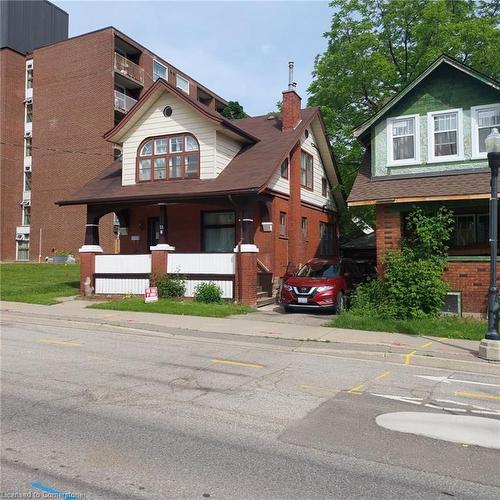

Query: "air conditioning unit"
left=21, top=200, right=31, bottom=207
left=27, top=62, right=33, bottom=70
left=24, top=164, right=32, bottom=173
left=24, top=130, right=32, bottom=138
left=24, top=97, right=33, bottom=105
left=16, top=234, right=29, bottom=241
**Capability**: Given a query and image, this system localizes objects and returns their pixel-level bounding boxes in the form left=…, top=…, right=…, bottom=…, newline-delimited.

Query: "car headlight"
left=283, top=284, right=293, bottom=291
left=316, top=285, right=335, bottom=293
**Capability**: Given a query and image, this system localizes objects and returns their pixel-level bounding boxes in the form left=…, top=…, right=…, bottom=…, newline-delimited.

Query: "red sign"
left=144, top=287, right=158, bottom=303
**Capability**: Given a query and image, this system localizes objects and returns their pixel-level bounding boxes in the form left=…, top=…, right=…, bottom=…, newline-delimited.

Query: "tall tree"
left=308, top=0, right=500, bottom=195
left=221, top=101, right=248, bottom=120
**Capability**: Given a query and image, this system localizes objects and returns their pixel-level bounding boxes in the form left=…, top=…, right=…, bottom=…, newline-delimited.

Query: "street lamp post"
left=479, top=127, right=500, bottom=361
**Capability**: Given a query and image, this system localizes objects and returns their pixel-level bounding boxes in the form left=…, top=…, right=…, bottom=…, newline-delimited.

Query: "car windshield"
left=296, top=263, right=340, bottom=278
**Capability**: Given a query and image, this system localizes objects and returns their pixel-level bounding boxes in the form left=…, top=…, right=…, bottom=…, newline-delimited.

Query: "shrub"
left=194, top=282, right=223, bottom=303
left=151, top=273, right=186, bottom=299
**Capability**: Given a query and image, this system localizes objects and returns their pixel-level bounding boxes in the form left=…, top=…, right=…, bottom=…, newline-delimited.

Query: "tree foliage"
left=308, top=0, right=500, bottom=194
left=221, top=101, right=248, bottom=120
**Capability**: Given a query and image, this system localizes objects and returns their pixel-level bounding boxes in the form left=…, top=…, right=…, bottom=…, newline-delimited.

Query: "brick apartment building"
left=0, top=0, right=227, bottom=262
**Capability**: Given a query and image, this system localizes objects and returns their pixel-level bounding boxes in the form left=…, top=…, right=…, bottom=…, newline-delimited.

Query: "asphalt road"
left=1, top=313, right=500, bottom=499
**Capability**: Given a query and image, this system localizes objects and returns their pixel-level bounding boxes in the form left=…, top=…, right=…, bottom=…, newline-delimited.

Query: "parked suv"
left=280, top=258, right=366, bottom=313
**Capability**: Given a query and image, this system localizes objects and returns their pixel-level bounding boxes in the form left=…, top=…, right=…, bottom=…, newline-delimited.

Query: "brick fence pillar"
left=79, top=244, right=103, bottom=295
left=235, top=244, right=259, bottom=306
left=375, top=204, right=402, bottom=273
left=150, top=244, right=175, bottom=276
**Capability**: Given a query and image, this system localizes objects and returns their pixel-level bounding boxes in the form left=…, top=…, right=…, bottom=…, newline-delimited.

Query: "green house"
left=349, top=55, right=500, bottom=315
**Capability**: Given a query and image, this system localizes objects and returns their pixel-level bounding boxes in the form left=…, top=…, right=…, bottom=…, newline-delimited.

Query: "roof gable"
left=353, top=55, right=500, bottom=142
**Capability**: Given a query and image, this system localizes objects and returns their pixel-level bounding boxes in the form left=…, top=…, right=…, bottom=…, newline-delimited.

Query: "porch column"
left=79, top=207, right=104, bottom=296
left=158, top=203, right=167, bottom=245
left=235, top=204, right=259, bottom=306
left=150, top=203, right=175, bottom=277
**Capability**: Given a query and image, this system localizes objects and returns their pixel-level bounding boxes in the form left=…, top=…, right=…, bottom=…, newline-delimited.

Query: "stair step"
left=257, top=291, right=269, bottom=298
left=256, top=296, right=276, bottom=308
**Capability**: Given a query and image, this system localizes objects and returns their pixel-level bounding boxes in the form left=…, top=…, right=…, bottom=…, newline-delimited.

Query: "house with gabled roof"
left=58, top=76, right=344, bottom=306
left=349, top=55, right=500, bottom=315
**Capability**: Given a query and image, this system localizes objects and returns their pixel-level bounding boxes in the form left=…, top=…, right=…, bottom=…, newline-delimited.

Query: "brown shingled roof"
left=348, top=149, right=497, bottom=206
left=57, top=109, right=322, bottom=206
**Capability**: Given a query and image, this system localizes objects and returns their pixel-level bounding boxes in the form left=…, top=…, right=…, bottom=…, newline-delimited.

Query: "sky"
left=53, top=0, right=333, bottom=116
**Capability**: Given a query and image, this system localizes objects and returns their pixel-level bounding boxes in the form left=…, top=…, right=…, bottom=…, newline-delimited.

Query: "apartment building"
left=0, top=1, right=227, bottom=261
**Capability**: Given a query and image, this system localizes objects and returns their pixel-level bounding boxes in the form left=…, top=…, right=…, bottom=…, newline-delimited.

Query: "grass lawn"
left=89, top=297, right=254, bottom=318
left=0, top=263, right=80, bottom=305
left=328, top=311, right=486, bottom=341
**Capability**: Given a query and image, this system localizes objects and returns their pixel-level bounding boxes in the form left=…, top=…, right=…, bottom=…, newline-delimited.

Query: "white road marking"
left=416, top=375, right=500, bottom=388
left=371, top=394, right=422, bottom=405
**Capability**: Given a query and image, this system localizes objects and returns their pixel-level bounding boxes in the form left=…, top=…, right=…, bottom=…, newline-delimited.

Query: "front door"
left=148, top=217, right=160, bottom=250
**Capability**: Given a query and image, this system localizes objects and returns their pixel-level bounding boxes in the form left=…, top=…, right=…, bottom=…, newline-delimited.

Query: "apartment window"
left=176, top=74, right=190, bottom=94
left=202, top=211, right=235, bottom=252
left=320, top=222, right=335, bottom=256
left=153, top=60, right=167, bottom=81
left=301, top=217, right=308, bottom=239
left=453, top=214, right=489, bottom=247
left=25, top=137, right=32, bottom=157
left=472, top=104, right=500, bottom=157
left=16, top=241, right=29, bottom=261
left=279, top=212, right=287, bottom=238
left=321, top=177, right=328, bottom=197
left=22, top=206, right=31, bottom=226
left=427, top=109, right=463, bottom=162
left=136, top=133, right=199, bottom=182
left=280, top=158, right=289, bottom=179
left=300, top=151, right=313, bottom=190
left=24, top=172, right=32, bottom=192
left=26, top=67, right=33, bottom=89
left=388, top=114, right=419, bottom=165
left=25, top=103, right=33, bottom=123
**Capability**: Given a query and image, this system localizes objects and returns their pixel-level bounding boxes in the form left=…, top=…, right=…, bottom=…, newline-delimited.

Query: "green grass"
left=89, top=297, right=254, bottom=318
left=0, top=263, right=80, bottom=305
left=328, top=311, right=486, bottom=341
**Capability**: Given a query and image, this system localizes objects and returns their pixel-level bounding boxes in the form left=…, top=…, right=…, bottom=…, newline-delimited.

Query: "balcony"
left=114, top=90, right=138, bottom=114
left=114, top=53, right=144, bottom=86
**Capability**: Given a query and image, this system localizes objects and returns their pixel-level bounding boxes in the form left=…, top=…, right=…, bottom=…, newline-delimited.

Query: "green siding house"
left=349, top=55, right=500, bottom=315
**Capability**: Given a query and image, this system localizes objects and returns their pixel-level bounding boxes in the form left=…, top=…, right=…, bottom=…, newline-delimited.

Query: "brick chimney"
left=282, top=62, right=301, bottom=130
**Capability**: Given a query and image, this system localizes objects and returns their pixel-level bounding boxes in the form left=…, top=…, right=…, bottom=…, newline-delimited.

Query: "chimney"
left=282, top=62, right=301, bottom=131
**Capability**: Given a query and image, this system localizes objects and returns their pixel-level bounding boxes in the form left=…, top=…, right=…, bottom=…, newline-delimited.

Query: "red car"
left=280, top=258, right=366, bottom=313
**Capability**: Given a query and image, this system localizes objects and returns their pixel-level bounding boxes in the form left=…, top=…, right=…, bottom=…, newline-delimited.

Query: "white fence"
left=94, top=254, right=151, bottom=295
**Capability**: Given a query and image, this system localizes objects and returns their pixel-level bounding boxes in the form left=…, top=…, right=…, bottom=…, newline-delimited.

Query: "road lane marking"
left=211, top=359, right=263, bottom=369
left=372, top=394, right=422, bottom=404
left=455, top=391, right=500, bottom=401
left=416, top=375, right=500, bottom=387
left=375, top=371, right=391, bottom=380
left=404, top=350, right=417, bottom=365
left=419, top=341, right=433, bottom=349
left=347, top=383, right=366, bottom=394
left=38, top=338, right=81, bottom=347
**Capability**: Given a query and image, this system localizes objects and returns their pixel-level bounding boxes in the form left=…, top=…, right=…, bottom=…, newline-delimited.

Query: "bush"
left=151, top=273, right=186, bottom=299
left=194, top=282, right=223, bottom=303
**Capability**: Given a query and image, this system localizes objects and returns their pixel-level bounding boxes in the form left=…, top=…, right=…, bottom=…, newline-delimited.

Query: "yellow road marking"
left=419, top=341, right=433, bottom=349
left=375, top=371, right=391, bottom=380
left=404, top=350, right=417, bottom=365
left=348, top=383, right=366, bottom=394
left=455, top=391, right=500, bottom=401
left=38, top=339, right=81, bottom=347
left=212, top=359, right=263, bottom=369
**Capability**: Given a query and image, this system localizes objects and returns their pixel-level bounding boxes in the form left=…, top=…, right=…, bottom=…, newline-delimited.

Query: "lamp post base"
left=478, top=339, right=500, bottom=361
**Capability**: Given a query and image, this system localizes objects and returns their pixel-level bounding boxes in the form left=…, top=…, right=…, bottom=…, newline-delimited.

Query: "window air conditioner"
left=24, top=164, right=32, bottom=173
left=24, top=130, right=32, bottom=138
left=24, top=97, right=33, bottom=105
left=16, top=234, right=24, bottom=241
left=27, top=62, right=33, bottom=69
left=21, top=200, right=31, bottom=207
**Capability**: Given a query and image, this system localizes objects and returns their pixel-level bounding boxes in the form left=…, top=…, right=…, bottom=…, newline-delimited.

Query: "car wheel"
left=335, top=291, right=346, bottom=314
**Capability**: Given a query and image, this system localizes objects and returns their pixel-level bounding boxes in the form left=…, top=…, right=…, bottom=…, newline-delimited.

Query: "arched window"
left=136, top=133, right=200, bottom=182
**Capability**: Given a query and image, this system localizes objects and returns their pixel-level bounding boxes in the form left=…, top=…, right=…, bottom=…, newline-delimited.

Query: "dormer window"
left=427, top=109, right=463, bottom=163
left=136, top=133, right=200, bottom=182
left=472, top=103, right=500, bottom=158
left=387, top=114, right=420, bottom=166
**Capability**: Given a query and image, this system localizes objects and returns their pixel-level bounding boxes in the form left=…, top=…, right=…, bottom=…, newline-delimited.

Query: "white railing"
left=95, top=254, right=151, bottom=274
left=168, top=253, right=235, bottom=275
left=114, top=90, right=137, bottom=114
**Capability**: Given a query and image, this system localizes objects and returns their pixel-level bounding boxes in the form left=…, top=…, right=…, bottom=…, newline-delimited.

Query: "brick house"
left=57, top=78, right=344, bottom=305
left=1, top=1, right=227, bottom=262
left=349, top=55, right=500, bottom=315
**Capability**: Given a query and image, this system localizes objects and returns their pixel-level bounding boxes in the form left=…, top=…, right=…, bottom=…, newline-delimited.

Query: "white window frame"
left=471, top=103, right=500, bottom=159
left=427, top=108, right=464, bottom=163
left=387, top=114, right=420, bottom=167
left=176, top=74, right=190, bottom=94
left=153, top=60, right=167, bottom=81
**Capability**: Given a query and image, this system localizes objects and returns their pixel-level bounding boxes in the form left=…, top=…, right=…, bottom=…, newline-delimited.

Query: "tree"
left=308, top=0, right=500, bottom=195
left=221, top=101, right=248, bottom=120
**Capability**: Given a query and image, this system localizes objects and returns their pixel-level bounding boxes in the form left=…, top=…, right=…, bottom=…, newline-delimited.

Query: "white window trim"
left=427, top=108, right=464, bottom=164
left=152, top=60, right=168, bottom=81
left=176, top=74, right=190, bottom=94
left=386, top=114, right=421, bottom=167
left=471, top=103, right=500, bottom=159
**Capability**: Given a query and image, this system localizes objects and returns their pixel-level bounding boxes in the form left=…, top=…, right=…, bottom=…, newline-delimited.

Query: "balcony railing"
left=114, top=53, right=144, bottom=85
left=114, top=90, right=138, bottom=114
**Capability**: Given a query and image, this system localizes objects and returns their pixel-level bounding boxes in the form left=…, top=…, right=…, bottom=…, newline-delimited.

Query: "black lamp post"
left=480, top=127, right=500, bottom=361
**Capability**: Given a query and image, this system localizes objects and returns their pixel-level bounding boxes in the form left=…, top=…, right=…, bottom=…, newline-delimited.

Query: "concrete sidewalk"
left=1, top=298, right=499, bottom=374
